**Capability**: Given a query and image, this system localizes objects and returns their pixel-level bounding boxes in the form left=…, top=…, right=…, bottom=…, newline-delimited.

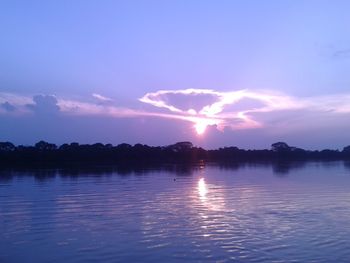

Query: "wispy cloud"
left=139, top=89, right=350, bottom=133
left=1, top=89, right=350, bottom=135
left=92, top=93, right=113, bottom=102
left=0, top=102, right=16, bottom=112
left=140, top=89, right=306, bottom=132
left=333, top=48, right=350, bottom=58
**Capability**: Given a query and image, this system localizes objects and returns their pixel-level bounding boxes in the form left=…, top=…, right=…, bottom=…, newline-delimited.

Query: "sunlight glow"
left=198, top=178, right=208, bottom=199
left=138, top=88, right=305, bottom=135
left=3, top=89, right=350, bottom=137
left=195, top=122, right=207, bottom=135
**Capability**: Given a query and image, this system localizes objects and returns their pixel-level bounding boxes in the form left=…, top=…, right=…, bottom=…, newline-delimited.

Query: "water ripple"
left=1, top=163, right=350, bottom=262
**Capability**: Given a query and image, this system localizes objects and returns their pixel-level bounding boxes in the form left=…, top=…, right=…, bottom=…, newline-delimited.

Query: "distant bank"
left=0, top=141, right=350, bottom=167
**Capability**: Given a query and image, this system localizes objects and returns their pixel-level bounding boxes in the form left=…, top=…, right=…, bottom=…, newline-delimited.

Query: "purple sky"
left=1, top=0, right=350, bottom=149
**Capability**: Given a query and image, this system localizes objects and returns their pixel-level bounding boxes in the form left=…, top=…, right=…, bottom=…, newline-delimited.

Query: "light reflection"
left=198, top=178, right=208, bottom=200
left=196, top=177, right=228, bottom=212
left=194, top=177, right=230, bottom=242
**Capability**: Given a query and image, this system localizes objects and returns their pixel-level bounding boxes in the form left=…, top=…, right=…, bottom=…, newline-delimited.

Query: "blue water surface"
left=1, top=162, right=350, bottom=262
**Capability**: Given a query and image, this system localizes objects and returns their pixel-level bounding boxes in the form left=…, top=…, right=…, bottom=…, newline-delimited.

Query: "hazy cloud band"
left=1, top=89, right=350, bottom=134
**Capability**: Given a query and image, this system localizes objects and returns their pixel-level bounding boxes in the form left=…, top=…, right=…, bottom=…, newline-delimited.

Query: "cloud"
left=92, top=93, right=113, bottom=102
left=1, top=89, right=350, bottom=136
left=0, top=102, right=16, bottom=112
left=139, top=88, right=350, bottom=134
left=0, top=92, right=33, bottom=106
left=27, top=95, right=60, bottom=115
left=140, top=89, right=221, bottom=114
left=0, top=93, right=32, bottom=115
left=333, top=48, right=350, bottom=58
left=139, top=89, right=306, bottom=132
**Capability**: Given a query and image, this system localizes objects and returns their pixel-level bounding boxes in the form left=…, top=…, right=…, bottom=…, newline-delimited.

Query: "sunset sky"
left=1, top=0, right=350, bottom=149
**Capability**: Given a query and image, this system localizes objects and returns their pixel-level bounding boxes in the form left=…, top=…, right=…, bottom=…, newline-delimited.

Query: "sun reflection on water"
left=196, top=177, right=228, bottom=212
left=198, top=178, right=208, bottom=200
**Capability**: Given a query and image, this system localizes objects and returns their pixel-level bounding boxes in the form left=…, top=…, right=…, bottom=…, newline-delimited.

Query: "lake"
left=1, top=162, right=350, bottom=262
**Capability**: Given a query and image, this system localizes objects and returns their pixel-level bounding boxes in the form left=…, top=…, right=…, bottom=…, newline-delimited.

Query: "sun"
left=192, top=116, right=219, bottom=135
left=194, top=121, right=207, bottom=135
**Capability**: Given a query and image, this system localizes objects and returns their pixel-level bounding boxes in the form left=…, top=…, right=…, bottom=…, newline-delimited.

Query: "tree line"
left=0, top=141, right=350, bottom=167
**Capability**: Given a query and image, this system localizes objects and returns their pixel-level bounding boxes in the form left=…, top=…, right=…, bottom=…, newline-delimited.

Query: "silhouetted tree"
left=343, top=146, right=350, bottom=153
left=271, top=142, right=291, bottom=152
left=35, top=141, right=57, bottom=151
left=0, top=140, right=349, bottom=168
left=167, top=142, right=193, bottom=152
left=0, top=142, right=15, bottom=152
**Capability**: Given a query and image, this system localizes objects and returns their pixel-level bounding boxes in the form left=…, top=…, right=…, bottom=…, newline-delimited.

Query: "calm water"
left=1, top=162, right=350, bottom=263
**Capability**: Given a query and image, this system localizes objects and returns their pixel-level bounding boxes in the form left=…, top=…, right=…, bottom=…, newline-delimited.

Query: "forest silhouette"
left=0, top=141, right=350, bottom=168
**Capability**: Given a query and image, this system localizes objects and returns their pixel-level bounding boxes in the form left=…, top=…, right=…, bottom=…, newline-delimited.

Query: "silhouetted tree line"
left=0, top=140, right=350, bottom=167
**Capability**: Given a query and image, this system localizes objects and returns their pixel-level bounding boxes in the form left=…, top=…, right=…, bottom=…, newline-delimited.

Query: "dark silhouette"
left=0, top=140, right=349, bottom=169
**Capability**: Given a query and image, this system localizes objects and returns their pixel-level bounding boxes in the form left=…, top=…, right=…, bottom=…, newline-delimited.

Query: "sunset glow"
left=1, top=0, right=350, bottom=149
left=2, top=89, right=350, bottom=140
left=2, top=1, right=350, bottom=261
left=194, top=122, right=207, bottom=135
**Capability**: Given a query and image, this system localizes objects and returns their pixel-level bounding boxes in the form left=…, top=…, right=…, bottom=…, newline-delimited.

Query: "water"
left=1, top=162, right=350, bottom=262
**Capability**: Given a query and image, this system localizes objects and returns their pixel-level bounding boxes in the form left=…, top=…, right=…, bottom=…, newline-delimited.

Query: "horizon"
left=1, top=1, right=350, bottom=149
left=1, top=139, right=349, bottom=152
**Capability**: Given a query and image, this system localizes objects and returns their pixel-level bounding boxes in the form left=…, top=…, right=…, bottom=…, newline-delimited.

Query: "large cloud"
left=27, top=95, right=60, bottom=115
left=140, top=89, right=305, bottom=132
left=1, top=89, right=350, bottom=136
left=139, top=88, right=350, bottom=135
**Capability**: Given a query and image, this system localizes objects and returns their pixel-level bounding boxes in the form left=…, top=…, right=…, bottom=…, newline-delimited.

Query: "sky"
left=1, top=0, right=350, bottom=150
